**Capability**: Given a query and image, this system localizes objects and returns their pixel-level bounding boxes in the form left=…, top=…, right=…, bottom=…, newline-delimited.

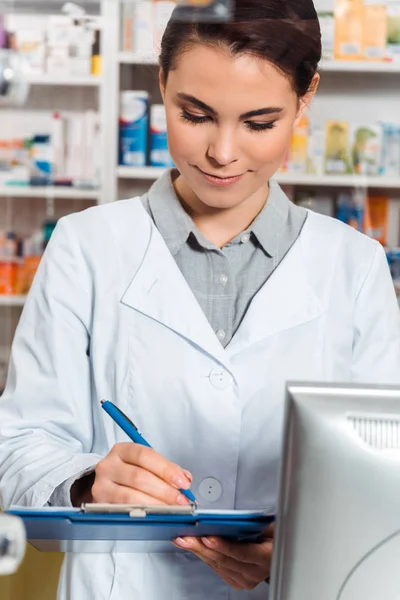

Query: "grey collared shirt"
left=49, top=170, right=307, bottom=507
left=142, top=170, right=308, bottom=347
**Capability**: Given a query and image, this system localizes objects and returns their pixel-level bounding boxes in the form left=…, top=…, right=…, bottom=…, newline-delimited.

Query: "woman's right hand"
left=91, top=443, right=193, bottom=506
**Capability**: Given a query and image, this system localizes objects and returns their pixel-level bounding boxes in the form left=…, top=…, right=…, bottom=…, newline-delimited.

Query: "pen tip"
left=100, top=400, right=105, bottom=405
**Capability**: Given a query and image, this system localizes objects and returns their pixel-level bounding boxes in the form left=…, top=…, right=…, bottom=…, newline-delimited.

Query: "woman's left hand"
left=172, top=524, right=274, bottom=591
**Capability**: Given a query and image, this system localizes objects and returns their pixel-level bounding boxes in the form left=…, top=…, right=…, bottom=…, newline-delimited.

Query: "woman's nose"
left=206, top=128, right=239, bottom=167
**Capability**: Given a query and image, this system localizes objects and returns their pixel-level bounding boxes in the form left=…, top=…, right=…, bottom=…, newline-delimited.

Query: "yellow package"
left=334, top=0, right=364, bottom=60
left=325, top=121, right=352, bottom=175
left=363, top=2, right=388, bottom=61
left=287, top=115, right=309, bottom=174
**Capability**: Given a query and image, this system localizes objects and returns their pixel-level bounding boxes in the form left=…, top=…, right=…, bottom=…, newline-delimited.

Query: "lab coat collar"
left=121, top=204, right=325, bottom=368
left=121, top=212, right=230, bottom=371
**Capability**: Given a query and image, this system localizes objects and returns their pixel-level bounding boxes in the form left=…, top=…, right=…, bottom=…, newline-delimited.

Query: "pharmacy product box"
left=14, top=29, right=46, bottom=74
left=363, top=0, right=388, bottom=61
left=120, top=91, right=149, bottom=167
left=325, top=121, right=352, bottom=174
left=334, top=0, right=363, bottom=60
left=380, top=123, right=400, bottom=176
left=150, top=104, right=174, bottom=167
left=387, top=2, right=400, bottom=62
left=351, top=124, right=382, bottom=175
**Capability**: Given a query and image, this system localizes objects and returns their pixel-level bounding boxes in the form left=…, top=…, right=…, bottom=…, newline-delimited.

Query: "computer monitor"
left=270, top=382, right=400, bottom=600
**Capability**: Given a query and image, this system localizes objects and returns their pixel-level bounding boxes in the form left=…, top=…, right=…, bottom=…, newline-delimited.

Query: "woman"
left=0, top=1, right=399, bottom=599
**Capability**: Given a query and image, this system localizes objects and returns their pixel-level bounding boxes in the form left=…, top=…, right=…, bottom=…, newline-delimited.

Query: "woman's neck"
left=173, top=175, right=269, bottom=249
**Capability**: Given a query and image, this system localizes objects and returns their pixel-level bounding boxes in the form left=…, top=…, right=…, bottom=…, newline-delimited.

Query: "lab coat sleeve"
left=0, top=217, right=103, bottom=509
left=351, top=242, right=400, bottom=384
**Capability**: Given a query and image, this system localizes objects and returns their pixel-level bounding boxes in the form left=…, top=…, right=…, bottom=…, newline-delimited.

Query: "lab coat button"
left=209, top=368, right=232, bottom=390
left=198, top=478, right=223, bottom=502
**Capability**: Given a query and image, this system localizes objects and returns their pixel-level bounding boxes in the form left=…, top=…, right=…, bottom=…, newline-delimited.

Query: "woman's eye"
left=246, top=121, right=277, bottom=132
left=180, top=110, right=211, bottom=125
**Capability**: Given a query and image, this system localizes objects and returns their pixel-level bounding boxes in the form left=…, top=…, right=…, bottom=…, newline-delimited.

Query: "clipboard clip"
left=81, top=504, right=197, bottom=517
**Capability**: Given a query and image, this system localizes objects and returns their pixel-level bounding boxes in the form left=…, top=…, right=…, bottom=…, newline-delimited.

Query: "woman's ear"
left=294, top=72, right=320, bottom=125
left=159, top=69, right=166, bottom=102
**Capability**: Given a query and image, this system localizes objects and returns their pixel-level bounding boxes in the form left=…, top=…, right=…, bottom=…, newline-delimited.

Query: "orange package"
left=14, top=256, right=42, bottom=295
left=0, top=259, right=17, bottom=295
left=364, top=195, right=389, bottom=246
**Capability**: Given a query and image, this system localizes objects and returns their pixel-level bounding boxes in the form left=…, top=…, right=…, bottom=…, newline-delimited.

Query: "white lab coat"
left=0, top=187, right=399, bottom=600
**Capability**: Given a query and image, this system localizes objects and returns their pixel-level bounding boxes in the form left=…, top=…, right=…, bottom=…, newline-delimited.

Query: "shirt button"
left=241, top=233, right=250, bottom=244
left=198, top=478, right=223, bottom=502
left=219, top=274, right=228, bottom=286
left=209, top=368, right=233, bottom=390
left=216, top=329, right=226, bottom=341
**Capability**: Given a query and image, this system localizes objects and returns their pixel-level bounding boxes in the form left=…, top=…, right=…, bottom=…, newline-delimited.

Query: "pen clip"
left=101, top=400, right=140, bottom=432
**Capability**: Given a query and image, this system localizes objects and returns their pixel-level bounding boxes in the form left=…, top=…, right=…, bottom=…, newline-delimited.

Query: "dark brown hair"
left=160, top=0, right=321, bottom=97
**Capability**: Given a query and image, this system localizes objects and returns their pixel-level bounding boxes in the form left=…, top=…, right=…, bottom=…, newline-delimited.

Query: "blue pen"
left=101, top=400, right=197, bottom=506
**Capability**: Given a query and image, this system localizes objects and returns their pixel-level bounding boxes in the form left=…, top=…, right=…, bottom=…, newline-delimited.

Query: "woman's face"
left=161, top=44, right=315, bottom=211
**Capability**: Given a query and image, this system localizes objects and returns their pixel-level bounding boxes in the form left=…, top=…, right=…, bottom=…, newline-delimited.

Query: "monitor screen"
left=270, top=382, right=400, bottom=600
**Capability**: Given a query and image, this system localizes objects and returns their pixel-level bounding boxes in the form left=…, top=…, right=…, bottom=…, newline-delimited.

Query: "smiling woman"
left=158, top=0, right=321, bottom=245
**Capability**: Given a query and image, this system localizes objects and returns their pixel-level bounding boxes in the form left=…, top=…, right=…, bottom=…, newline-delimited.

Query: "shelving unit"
left=118, top=166, right=400, bottom=190
left=118, top=51, right=400, bottom=74
left=0, top=295, right=26, bottom=307
left=27, top=74, right=103, bottom=87
left=0, top=186, right=99, bottom=199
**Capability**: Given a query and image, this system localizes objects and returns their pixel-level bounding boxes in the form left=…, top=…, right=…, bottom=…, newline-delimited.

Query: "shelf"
left=276, top=173, right=400, bottom=189
left=27, top=74, right=103, bottom=87
left=118, top=53, right=400, bottom=74
left=118, top=166, right=168, bottom=179
left=117, top=167, right=400, bottom=189
left=0, top=296, right=26, bottom=307
left=118, top=52, right=159, bottom=65
left=320, top=60, right=400, bottom=74
left=0, top=186, right=99, bottom=200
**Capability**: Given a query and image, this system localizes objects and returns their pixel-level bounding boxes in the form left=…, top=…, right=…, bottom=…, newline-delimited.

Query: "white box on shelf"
left=14, top=29, right=46, bottom=74
left=46, top=46, right=71, bottom=75
left=47, top=15, right=73, bottom=47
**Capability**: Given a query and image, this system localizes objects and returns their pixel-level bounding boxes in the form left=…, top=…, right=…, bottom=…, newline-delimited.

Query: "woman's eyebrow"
left=176, top=93, right=283, bottom=119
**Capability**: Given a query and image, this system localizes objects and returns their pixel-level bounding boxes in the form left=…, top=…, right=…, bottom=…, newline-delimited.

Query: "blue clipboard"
left=7, top=504, right=275, bottom=553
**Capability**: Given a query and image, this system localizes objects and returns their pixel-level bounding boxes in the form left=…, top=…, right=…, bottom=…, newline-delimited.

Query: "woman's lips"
left=197, top=168, right=245, bottom=187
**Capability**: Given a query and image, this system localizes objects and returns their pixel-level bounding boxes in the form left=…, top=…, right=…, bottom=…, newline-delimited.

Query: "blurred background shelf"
left=0, top=186, right=99, bottom=199
left=0, top=295, right=26, bottom=307
left=117, top=167, right=400, bottom=190
left=319, top=60, right=400, bottom=73
left=27, top=74, right=103, bottom=86
left=118, top=52, right=400, bottom=74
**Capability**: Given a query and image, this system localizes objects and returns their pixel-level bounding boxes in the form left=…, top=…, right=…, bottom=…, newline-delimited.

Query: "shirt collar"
left=147, top=169, right=291, bottom=258
left=147, top=169, right=194, bottom=256
left=248, top=179, right=290, bottom=257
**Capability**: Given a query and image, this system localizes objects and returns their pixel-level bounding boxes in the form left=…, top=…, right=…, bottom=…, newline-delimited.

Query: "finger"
left=115, top=443, right=192, bottom=490
left=113, top=463, right=191, bottom=506
left=173, top=538, right=264, bottom=582
left=92, top=480, right=169, bottom=505
left=261, top=523, right=275, bottom=539
left=201, top=536, right=272, bottom=567
left=209, top=566, right=243, bottom=590
left=209, top=566, right=259, bottom=591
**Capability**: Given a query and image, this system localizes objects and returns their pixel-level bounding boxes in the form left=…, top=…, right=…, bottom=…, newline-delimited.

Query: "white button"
left=209, top=367, right=233, bottom=390
left=219, top=274, right=228, bottom=286
left=216, top=329, right=226, bottom=341
left=198, top=477, right=223, bottom=502
left=241, top=233, right=250, bottom=244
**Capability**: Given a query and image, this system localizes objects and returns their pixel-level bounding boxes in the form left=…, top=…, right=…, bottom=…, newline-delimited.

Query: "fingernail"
left=175, top=537, right=190, bottom=548
left=172, top=474, right=190, bottom=490
left=177, top=493, right=191, bottom=506
left=201, top=537, right=215, bottom=548
left=182, top=469, right=193, bottom=483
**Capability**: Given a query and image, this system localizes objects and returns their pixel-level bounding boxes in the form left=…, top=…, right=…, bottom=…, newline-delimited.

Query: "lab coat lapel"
left=121, top=222, right=230, bottom=370
left=230, top=236, right=326, bottom=354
